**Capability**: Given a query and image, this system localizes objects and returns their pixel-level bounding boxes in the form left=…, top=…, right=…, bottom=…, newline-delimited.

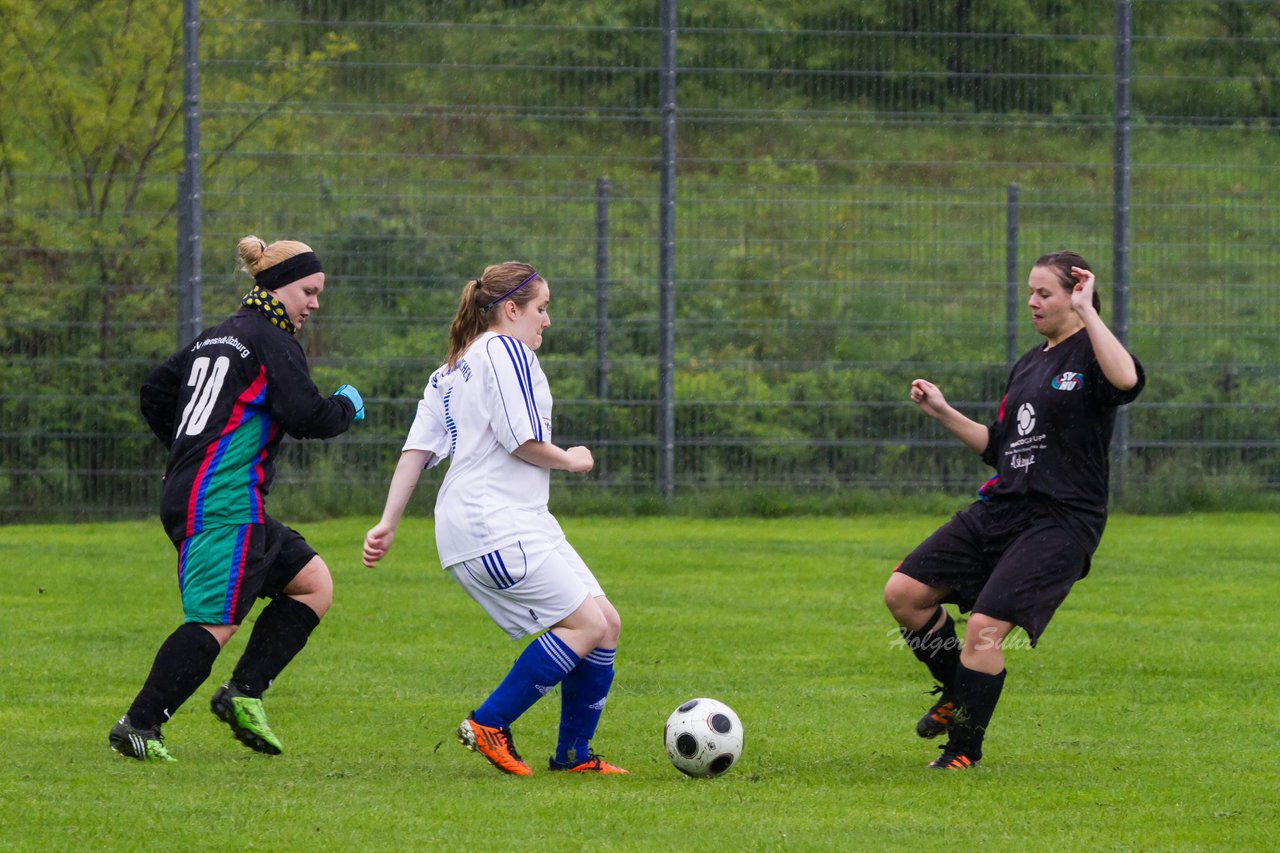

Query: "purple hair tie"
left=481, top=270, right=539, bottom=311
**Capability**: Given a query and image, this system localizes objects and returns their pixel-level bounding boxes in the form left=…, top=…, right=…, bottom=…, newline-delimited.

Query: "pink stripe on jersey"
left=222, top=524, right=252, bottom=623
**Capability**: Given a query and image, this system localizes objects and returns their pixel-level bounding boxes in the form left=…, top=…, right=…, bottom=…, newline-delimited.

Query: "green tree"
left=0, top=0, right=355, bottom=513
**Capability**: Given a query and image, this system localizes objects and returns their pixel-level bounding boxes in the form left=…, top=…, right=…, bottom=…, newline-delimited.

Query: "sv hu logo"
left=1051, top=371, right=1084, bottom=391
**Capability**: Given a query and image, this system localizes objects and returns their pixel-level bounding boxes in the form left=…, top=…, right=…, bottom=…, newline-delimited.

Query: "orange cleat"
left=457, top=714, right=533, bottom=776
left=548, top=753, right=630, bottom=775
left=917, top=691, right=957, bottom=739
left=927, top=748, right=980, bottom=770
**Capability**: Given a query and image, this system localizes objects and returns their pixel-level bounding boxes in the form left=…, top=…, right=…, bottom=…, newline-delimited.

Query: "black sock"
left=899, top=605, right=961, bottom=693
left=230, top=596, right=321, bottom=697
left=948, top=663, right=1007, bottom=760
left=127, top=623, right=221, bottom=730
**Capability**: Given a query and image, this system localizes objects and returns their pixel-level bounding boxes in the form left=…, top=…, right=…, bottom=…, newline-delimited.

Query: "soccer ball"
left=663, top=698, right=744, bottom=778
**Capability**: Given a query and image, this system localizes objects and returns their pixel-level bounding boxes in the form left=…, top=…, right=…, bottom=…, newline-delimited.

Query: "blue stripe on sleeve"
left=497, top=335, right=542, bottom=442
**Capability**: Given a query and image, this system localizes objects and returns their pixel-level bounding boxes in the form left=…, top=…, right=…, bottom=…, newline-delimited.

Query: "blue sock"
left=554, top=647, right=616, bottom=767
left=474, top=632, right=580, bottom=729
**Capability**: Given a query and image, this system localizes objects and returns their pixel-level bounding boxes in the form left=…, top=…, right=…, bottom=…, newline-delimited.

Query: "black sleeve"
left=139, top=351, right=185, bottom=448
left=264, top=335, right=356, bottom=440
left=1086, top=353, right=1146, bottom=407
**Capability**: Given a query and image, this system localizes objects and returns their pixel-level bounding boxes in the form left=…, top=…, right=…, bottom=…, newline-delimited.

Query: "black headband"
left=254, top=251, right=323, bottom=290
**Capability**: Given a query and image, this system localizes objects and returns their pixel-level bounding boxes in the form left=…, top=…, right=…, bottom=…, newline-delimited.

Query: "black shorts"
left=894, top=500, right=1089, bottom=645
left=174, top=517, right=317, bottom=625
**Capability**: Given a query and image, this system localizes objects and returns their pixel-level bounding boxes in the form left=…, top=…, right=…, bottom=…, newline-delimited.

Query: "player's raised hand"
left=1069, top=266, right=1096, bottom=314
left=909, top=379, right=949, bottom=418
left=362, top=522, right=396, bottom=567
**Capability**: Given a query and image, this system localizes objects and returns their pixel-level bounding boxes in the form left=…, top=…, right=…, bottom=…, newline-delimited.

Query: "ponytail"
left=445, top=279, right=486, bottom=368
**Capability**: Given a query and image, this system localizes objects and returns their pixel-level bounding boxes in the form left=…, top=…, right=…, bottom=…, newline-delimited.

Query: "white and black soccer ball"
left=663, top=698, right=744, bottom=778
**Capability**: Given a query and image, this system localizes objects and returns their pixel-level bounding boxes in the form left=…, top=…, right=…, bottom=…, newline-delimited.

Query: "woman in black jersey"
left=109, top=235, right=364, bottom=762
left=883, top=250, right=1144, bottom=770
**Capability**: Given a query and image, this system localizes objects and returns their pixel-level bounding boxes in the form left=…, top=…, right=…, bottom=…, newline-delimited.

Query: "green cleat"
left=210, top=682, right=283, bottom=755
left=109, top=715, right=177, bottom=763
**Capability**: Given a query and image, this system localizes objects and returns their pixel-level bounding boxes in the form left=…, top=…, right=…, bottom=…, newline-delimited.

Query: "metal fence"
left=3, top=0, right=1279, bottom=522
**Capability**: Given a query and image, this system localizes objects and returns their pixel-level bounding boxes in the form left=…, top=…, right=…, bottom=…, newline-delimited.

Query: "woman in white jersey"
left=362, top=261, right=626, bottom=776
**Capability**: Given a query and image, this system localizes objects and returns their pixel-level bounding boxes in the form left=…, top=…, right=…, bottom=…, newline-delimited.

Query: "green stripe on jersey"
left=197, top=419, right=268, bottom=527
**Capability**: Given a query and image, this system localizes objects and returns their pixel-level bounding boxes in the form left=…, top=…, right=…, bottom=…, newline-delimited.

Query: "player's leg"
left=886, top=508, right=988, bottom=739
left=111, top=526, right=251, bottom=761
left=450, top=541, right=594, bottom=775
left=929, top=611, right=1012, bottom=769
left=931, top=518, right=1087, bottom=770
left=552, top=593, right=626, bottom=773
left=885, top=572, right=957, bottom=691
left=227, top=555, right=329, bottom=695
left=110, top=623, right=226, bottom=762
left=472, top=601, right=597, bottom=732
left=900, top=616, right=964, bottom=736
left=211, top=520, right=323, bottom=755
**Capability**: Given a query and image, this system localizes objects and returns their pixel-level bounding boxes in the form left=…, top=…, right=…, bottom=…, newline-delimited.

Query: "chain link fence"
left=3, top=0, right=1279, bottom=521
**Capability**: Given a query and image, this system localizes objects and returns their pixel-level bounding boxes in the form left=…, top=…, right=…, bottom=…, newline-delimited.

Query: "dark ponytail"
left=445, top=278, right=487, bottom=368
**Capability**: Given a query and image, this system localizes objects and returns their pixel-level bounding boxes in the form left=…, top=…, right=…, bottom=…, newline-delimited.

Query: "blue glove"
left=334, top=384, right=365, bottom=421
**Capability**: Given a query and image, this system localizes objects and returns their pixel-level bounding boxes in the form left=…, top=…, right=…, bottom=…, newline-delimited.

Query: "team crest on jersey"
left=1016, top=402, right=1036, bottom=436
left=1051, top=371, right=1084, bottom=391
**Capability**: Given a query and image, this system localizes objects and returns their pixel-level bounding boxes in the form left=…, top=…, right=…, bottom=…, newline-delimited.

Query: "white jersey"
left=402, top=331, right=565, bottom=566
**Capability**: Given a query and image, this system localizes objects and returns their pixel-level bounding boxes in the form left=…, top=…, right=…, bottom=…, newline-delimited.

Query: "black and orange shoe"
left=916, top=689, right=957, bottom=739
left=927, top=747, right=980, bottom=770
left=548, top=753, right=630, bottom=775
left=457, top=713, right=533, bottom=776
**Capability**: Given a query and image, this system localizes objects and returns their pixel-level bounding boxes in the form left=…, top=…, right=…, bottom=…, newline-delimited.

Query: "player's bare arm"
left=1069, top=267, right=1139, bottom=391
left=910, top=379, right=989, bottom=454
left=513, top=440, right=594, bottom=473
left=363, top=448, right=432, bottom=567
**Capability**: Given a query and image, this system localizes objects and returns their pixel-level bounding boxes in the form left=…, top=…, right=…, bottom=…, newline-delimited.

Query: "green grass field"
left=1, top=514, right=1275, bottom=851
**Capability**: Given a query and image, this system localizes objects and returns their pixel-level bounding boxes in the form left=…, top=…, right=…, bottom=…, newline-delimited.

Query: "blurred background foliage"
left=3, top=0, right=1278, bottom=519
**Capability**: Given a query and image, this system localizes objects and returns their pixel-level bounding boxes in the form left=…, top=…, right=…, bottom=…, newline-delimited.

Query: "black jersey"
left=979, top=327, right=1145, bottom=552
left=140, top=307, right=355, bottom=543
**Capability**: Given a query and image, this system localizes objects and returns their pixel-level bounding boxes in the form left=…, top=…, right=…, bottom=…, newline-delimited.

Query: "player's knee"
left=555, top=595, right=612, bottom=651
left=200, top=622, right=238, bottom=648
left=963, top=613, right=1011, bottom=652
left=592, top=596, right=621, bottom=647
left=882, top=581, right=900, bottom=613
left=584, top=613, right=609, bottom=648
left=883, top=573, right=916, bottom=616
left=286, top=556, right=333, bottom=618
left=602, top=609, right=621, bottom=648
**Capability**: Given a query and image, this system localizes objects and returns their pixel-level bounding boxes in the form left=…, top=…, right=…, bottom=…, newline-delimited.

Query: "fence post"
left=596, top=177, right=610, bottom=400
left=176, top=0, right=202, bottom=348
left=658, top=0, right=677, bottom=500
left=1005, top=182, right=1020, bottom=371
left=1112, top=0, right=1133, bottom=498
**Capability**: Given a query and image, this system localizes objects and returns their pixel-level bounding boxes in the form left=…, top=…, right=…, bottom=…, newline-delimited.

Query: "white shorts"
left=446, top=538, right=604, bottom=640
